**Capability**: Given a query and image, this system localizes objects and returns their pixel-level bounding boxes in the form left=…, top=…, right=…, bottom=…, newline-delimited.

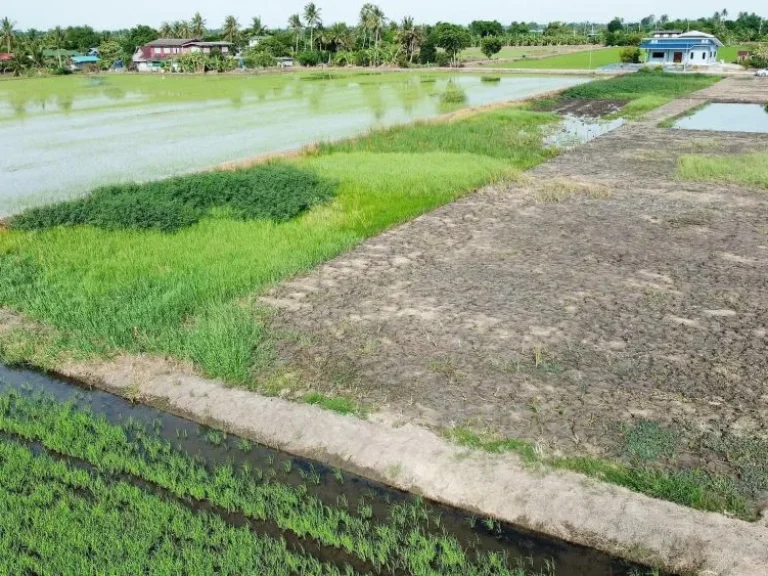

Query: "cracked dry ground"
left=262, top=110, right=768, bottom=484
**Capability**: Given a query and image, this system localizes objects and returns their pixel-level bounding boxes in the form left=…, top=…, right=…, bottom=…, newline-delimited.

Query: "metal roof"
left=641, top=42, right=717, bottom=50
left=145, top=38, right=202, bottom=47
left=71, top=56, right=101, bottom=64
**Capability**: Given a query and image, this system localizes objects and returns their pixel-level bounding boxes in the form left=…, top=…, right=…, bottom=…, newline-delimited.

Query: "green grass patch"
left=480, top=76, right=501, bottom=83
left=562, top=71, right=719, bottom=100
left=554, top=70, right=721, bottom=119
left=301, top=392, right=366, bottom=417
left=498, top=47, right=623, bottom=70
left=677, top=150, right=768, bottom=189
left=446, top=426, right=754, bottom=519
left=0, top=104, right=556, bottom=384
left=11, top=164, right=336, bottom=233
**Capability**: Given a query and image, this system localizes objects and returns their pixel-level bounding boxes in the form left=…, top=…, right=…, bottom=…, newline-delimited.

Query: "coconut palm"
left=190, top=12, right=206, bottom=37
left=1, top=17, right=15, bottom=53
left=28, top=42, right=46, bottom=74
left=159, top=22, right=172, bottom=38
left=288, top=14, right=303, bottom=53
left=249, top=17, right=265, bottom=38
left=370, top=5, right=386, bottom=48
left=328, top=22, right=351, bottom=52
left=303, top=3, right=322, bottom=51
left=359, top=4, right=374, bottom=48
left=398, top=17, right=419, bottom=63
left=47, top=26, right=67, bottom=67
left=221, top=15, right=240, bottom=44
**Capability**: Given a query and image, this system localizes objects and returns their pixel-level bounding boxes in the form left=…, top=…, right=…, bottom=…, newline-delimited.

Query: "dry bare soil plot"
left=266, top=81, right=768, bottom=517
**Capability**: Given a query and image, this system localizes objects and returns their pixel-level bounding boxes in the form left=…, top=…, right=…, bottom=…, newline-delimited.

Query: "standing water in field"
left=0, top=73, right=588, bottom=216
left=672, top=102, right=768, bottom=133
left=0, top=364, right=658, bottom=576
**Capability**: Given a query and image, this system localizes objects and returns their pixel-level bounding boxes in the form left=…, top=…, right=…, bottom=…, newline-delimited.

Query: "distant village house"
left=640, top=31, right=723, bottom=66
left=132, top=38, right=233, bottom=72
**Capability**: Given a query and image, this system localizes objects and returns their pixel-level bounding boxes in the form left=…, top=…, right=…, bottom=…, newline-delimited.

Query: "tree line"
left=1, top=7, right=767, bottom=75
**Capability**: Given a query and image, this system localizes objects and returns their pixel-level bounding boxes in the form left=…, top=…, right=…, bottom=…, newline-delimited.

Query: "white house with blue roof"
left=640, top=31, right=723, bottom=66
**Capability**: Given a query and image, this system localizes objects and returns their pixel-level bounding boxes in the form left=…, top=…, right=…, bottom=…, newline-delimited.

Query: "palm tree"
left=359, top=4, right=374, bottom=48
left=288, top=14, right=303, bottom=53
left=190, top=12, right=206, bottom=37
left=328, top=22, right=351, bottom=53
left=28, top=42, right=46, bottom=74
left=398, top=17, right=419, bottom=63
left=179, top=21, right=191, bottom=39
left=47, top=26, right=67, bottom=67
left=1, top=17, right=15, bottom=53
left=221, top=15, right=240, bottom=44
left=159, top=22, right=172, bottom=38
left=249, top=16, right=265, bottom=38
left=303, top=3, right=321, bottom=51
left=370, top=5, right=386, bottom=49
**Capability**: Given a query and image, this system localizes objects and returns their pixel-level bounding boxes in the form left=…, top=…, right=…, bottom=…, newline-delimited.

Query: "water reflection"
left=0, top=73, right=590, bottom=215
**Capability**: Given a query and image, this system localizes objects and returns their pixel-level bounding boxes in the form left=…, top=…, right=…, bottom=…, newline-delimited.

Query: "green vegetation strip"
left=558, top=70, right=721, bottom=119
left=677, top=150, right=768, bottom=189
left=0, top=390, right=542, bottom=576
left=0, top=438, right=352, bottom=576
left=446, top=427, right=754, bottom=520
left=0, top=106, right=554, bottom=385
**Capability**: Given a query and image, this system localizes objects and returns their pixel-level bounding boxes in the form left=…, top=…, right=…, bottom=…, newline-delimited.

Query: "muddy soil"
left=536, top=98, right=629, bottom=117
left=265, top=102, right=768, bottom=495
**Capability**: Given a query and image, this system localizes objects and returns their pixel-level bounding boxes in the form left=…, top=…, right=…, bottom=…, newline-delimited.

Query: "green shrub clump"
left=480, top=76, right=501, bottom=83
left=11, top=164, right=337, bottom=233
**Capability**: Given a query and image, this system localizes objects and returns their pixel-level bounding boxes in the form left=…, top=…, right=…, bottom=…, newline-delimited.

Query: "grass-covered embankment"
left=0, top=105, right=557, bottom=385
left=555, top=70, right=721, bottom=118
left=0, top=389, right=551, bottom=576
left=677, top=149, right=768, bottom=188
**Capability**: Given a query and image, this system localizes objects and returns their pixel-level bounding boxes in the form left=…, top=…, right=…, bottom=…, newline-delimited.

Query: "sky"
left=6, top=0, right=767, bottom=31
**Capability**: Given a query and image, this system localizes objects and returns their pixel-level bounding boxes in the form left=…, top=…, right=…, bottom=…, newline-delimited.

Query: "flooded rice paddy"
left=0, top=363, right=656, bottom=575
left=673, top=102, right=768, bottom=133
left=0, top=73, right=588, bottom=216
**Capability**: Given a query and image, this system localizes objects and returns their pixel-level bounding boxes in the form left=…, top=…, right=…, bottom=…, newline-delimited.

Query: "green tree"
left=46, top=26, right=67, bottom=67
left=221, top=15, right=241, bottom=44
left=327, top=22, right=352, bottom=53
left=434, top=23, right=471, bottom=67
left=469, top=20, right=504, bottom=37
left=98, top=40, right=123, bottom=68
left=190, top=12, right=206, bottom=37
left=620, top=46, right=641, bottom=63
left=607, top=17, right=624, bottom=33
left=397, top=16, right=420, bottom=63
left=303, top=3, right=322, bottom=50
left=249, top=16, right=266, bottom=38
left=160, top=22, right=172, bottom=37
left=64, top=25, right=100, bottom=51
left=120, top=25, right=158, bottom=63
left=27, top=42, right=46, bottom=73
left=288, top=14, right=303, bottom=53
left=480, top=36, right=504, bottom=59
left=2, top=17, right=16, bottom=52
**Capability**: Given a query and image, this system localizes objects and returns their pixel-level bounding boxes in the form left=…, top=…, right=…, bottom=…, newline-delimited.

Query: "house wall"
left=645, top=48, right=718, bottom=66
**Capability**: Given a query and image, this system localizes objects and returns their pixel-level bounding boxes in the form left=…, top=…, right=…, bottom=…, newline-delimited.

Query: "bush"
left=297, top=51, right=324, bottom=67
left=620, top=47, right=642, bottom=64
left=480, top=76, right=501, bottom=82
left=351, top=50, right=371, bottom=67
left=434, top=52, right=452, bottom=67
left=440, top=82, right=467, bottom=105
left=12, top=164, right=338, bottom=233
left=50, top=67, right=72, bottom=76
left=244, top=52, right=277, bottom=68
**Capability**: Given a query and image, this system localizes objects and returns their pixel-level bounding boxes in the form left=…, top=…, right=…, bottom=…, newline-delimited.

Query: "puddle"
left=0, top=364, right=657, bottom=576
left=673, top=103, right=768, bottom=133
left=545, top=115, right=625, bottom=148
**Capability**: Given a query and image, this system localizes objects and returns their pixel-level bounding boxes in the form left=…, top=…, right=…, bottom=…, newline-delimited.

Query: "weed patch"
left=301, top=392, right=366, bottom=417
left=480, top=76, right=501, bottom=83
left=623, top=420, right=678, bottom=462
left=446, top=426, right=754, bottom=519
left=531, top=179, right=612, bottom=203
left=677, top=150, right=768, bottom=189
left=11, top=164, right=337, bottom=233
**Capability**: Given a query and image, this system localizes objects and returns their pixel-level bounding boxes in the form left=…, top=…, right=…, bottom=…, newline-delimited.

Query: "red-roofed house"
left=132, top=38, right=233, bottom=72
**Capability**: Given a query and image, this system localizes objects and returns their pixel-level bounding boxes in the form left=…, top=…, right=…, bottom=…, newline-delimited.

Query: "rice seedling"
left=481, top=76, right=502, bottom=83
left=0, top=390, right=557, bottom=575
